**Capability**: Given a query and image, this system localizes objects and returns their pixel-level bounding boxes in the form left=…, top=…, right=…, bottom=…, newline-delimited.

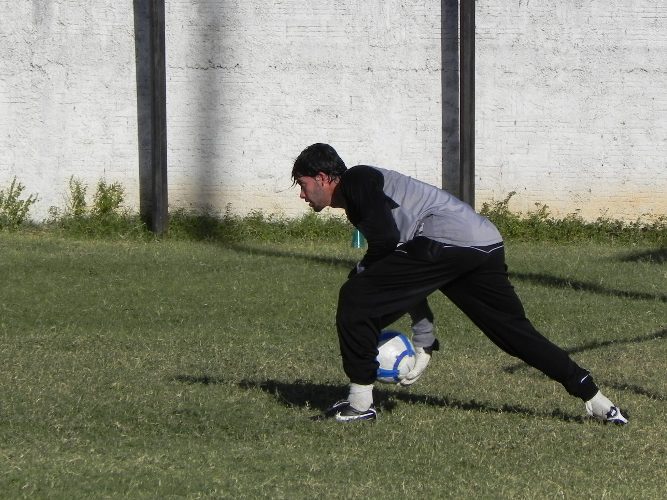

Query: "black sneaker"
left=314, top=400, right=377, bottom=422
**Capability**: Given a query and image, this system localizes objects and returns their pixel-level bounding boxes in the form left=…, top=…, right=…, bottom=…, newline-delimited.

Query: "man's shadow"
left=174, top=375, right=588, bottom=423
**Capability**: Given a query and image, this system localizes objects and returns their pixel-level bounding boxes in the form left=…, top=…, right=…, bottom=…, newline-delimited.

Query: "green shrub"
left=48, top=177, right=146, bottom=239
left=480, top=192, right=666, bottom=245
left=91, top=179, right=124, bottom=219
left=0, top=177, right=37, bottom=230
left=39, top=178, right=666, bottom=246
left=67, top=176, right=87, bottom=218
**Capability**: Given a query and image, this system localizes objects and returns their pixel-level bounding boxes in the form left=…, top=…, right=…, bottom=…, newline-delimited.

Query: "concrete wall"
left=1, top=0, right=665, bottom=222
left=164, top=0, right=444, bottom=218
left=476, top=0, right=667, bottom=219
left=0, top=1, right=140, bottom=219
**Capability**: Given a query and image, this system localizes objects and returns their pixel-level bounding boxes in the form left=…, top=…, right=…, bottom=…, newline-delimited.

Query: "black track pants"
left=335, top=237, right=598, bottom=401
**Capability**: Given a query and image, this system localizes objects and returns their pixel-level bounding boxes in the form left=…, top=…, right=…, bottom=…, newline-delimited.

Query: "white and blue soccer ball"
left=376, top=330, right=417, bottom=383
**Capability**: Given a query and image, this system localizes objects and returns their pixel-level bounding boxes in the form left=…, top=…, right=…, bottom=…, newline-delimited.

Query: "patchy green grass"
left=0, top=233, right=664, bottom=498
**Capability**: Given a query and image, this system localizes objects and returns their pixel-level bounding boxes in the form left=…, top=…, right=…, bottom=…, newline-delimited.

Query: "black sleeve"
left=341, top=166, right=400, bottom=269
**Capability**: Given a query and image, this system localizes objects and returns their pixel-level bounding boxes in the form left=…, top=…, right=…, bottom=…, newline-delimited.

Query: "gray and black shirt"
left=340, top=165, right=503, bottom=269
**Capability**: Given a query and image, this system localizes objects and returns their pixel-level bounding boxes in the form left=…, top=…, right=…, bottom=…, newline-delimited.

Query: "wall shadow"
left=134, top=1, right=224, bottom=223
left=193, top=2, right=223, bottom=212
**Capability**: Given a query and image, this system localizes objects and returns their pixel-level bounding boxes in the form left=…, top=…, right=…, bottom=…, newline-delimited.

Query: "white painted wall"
left=476, top=0, right=667, bottom=219
left=0, top=1, right=140, bottom=219
left=164, top=0, right=443, bottom=219
left=0, top=0, right=665, bottom=222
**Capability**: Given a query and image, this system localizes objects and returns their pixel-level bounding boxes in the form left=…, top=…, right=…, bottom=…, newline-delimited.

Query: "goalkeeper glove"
left=399, top=339, right=439, bottom=386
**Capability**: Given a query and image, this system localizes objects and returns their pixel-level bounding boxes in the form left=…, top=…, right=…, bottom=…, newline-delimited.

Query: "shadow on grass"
left=173, top=375, right=583, bottom=421
left=174, top=374, right=661, bottom=423
left=228, top=379, right=587, bottom=424
left=504, top=328, right=666, bottom=372
left=510, top=272, right=667, bottom=303
left=563, top=327, right=666, bottom=356
left=605, top=381, right=666, bottom=401
left=227, top=242, right=356, bottom=269
left=619, top=247, right=667, bottom=264
left=173, top=374, right=226, bottom=385
left=503, top=328, right=666, bottom=401
left=228, top=242, right=667, bottom=303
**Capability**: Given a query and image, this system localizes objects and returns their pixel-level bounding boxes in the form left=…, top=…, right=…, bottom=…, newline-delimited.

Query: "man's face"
left=295, top=174, right=332, bottom=212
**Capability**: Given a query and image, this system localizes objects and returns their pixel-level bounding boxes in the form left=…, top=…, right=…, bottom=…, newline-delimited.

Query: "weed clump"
left=3, top=176, right=664, bottom=245
left=0, top=177, right=37, bottom=230
left=47, top=177, right=146, bottom=239
left=480, top=192, right=666, bottom=245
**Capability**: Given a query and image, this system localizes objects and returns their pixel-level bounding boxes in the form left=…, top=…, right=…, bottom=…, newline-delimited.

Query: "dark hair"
left=292, top=143, right=347, bottom=183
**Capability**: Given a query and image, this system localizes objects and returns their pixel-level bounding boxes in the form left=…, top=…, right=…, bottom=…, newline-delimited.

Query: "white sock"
left=585, top=391, right=614, bottom=417
left=348, top=383, right=373, bottom=411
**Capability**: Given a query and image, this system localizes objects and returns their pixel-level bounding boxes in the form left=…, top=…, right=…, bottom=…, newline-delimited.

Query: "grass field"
left=0, top=232, right=665, bottom=498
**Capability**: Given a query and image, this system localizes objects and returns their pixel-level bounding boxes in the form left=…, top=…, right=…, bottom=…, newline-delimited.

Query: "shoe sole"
left=334, top=409, right=377, bottom=423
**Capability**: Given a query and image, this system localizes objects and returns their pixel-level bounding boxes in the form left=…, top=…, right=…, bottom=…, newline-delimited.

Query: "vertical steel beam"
left=459, top=0, right=475, bottom=207
left=149, top=0, right=168, bottom=234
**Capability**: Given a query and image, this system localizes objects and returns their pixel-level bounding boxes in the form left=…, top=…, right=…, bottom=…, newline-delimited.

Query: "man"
left=292, top=143, right=628, bottom=424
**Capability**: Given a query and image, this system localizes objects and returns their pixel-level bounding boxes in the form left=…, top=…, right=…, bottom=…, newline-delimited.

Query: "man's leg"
left=336, top=238, right=489, bottom=386
left=331, top=240, right=627, bottom=423
left=336, top=263, right=435, bottom=386
left=440, top=246, right=598, bottom=400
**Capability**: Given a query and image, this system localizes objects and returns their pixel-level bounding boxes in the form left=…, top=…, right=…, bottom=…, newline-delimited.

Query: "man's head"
left=292, top=143, right=347, bottom=212
left=292, top=143, right=347, bottom=182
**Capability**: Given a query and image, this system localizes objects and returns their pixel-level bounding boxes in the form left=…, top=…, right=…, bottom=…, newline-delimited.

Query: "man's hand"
left=399, top=340, right=439, bottom=386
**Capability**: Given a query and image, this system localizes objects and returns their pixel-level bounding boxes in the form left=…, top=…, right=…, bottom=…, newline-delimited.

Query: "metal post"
left=459, top=0, right=475, bottom=207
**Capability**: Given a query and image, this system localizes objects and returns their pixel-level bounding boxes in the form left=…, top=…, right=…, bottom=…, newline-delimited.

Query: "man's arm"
left=342, top=166, right=400, bottom=270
